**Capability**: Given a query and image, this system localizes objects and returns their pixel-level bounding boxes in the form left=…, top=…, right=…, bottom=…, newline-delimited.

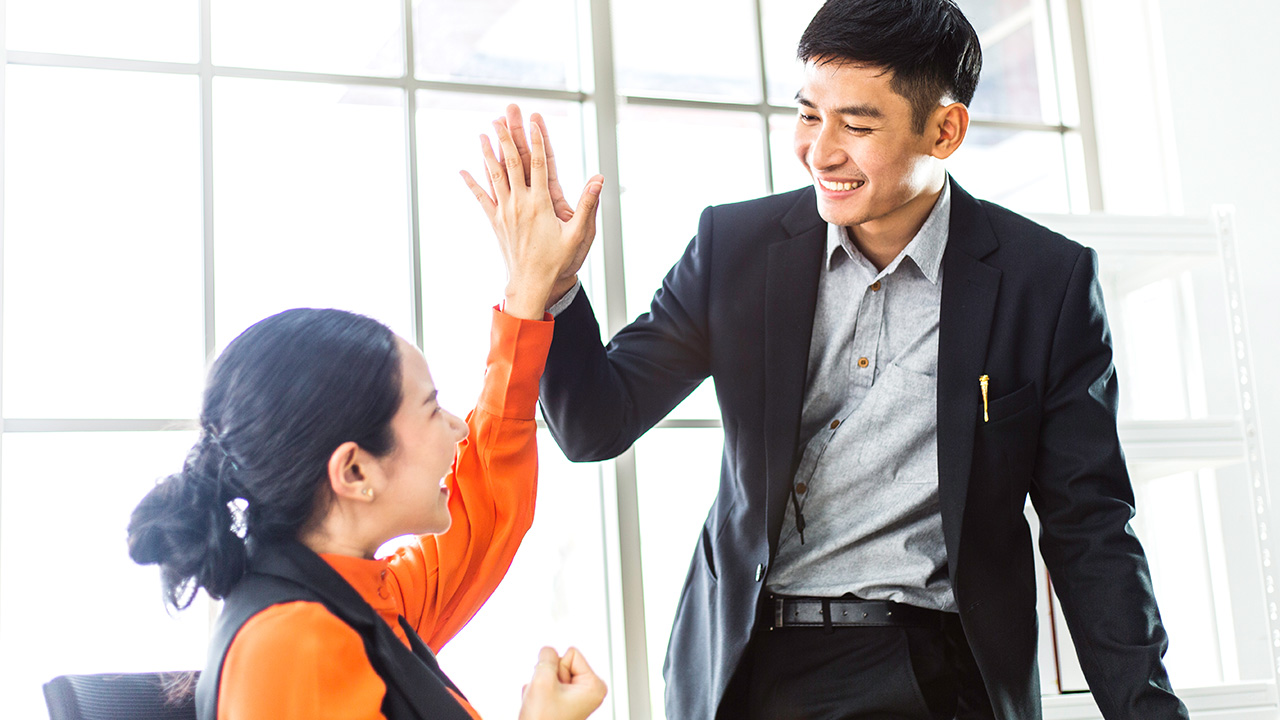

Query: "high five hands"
left=461, top=104, right=605, bottom=321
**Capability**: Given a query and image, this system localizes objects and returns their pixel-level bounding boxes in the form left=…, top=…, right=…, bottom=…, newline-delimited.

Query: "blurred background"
left=2, top=0, right=1278, bottom=717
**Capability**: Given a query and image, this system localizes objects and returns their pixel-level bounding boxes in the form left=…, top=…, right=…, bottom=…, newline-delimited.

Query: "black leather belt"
left=770, top=595, right=945, bottom=629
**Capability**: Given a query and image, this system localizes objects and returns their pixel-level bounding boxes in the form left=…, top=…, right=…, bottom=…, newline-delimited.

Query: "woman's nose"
left=450, top=412, right=468, bottom=442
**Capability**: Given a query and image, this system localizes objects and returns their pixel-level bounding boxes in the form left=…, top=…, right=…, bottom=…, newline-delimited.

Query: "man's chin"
left=814, top=200, right=862, bottom=228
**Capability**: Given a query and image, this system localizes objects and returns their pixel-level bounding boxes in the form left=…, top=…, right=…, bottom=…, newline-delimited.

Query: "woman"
left=127, top=111, right=607, bottom=720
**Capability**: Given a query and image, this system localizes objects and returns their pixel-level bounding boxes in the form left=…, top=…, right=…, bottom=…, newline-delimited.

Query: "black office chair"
left=43, top=671, right=199, bottom=720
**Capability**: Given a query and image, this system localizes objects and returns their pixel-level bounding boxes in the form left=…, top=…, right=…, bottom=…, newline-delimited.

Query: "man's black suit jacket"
left=539, top=179, right=1188, bottom=719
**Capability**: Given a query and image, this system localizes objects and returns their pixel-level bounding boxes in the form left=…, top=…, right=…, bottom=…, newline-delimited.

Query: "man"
left=484, top=1, right=1188, bottom=717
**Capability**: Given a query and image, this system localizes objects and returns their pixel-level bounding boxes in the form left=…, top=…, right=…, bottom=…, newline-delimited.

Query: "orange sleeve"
left=218, top=601, right=387, bottom=720
left=387, top=308, right=554, bottom=651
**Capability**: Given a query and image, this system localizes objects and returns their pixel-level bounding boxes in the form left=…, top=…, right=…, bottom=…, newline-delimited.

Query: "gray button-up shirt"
left=767, top=183, right=956, bottom=612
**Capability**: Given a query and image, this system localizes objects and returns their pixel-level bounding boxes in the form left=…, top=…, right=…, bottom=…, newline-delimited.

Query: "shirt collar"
left=825, top=180, right=951, bottom=285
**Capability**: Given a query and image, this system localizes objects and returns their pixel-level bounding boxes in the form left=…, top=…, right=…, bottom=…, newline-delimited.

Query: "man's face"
left=793, top=59, right=944, bottom=237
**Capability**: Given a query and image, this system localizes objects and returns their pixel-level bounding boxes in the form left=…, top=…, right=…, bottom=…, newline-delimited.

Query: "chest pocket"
left=856, top=362, right=938, bottom=484
left=975, top=381, right=1041, bottom=518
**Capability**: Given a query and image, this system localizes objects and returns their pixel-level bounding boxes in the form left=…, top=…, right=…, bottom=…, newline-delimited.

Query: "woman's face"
left=373, top=337, right=467, bottom=537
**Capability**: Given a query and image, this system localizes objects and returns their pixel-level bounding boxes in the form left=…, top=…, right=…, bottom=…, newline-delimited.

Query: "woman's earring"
left=361, top=487, right=374, bottom=500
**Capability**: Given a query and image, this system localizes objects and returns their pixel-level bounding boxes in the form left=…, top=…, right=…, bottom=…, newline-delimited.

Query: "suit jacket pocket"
left=700, top=526, right=719, bottom=581
left=985, top=381, right=1037, bottom=425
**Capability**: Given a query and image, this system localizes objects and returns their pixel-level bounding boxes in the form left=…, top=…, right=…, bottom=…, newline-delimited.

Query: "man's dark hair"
left=798, top=0, right=983, bottom=133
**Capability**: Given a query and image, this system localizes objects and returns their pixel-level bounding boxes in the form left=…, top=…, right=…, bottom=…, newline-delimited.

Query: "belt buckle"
left=773, top=597, right=785, bottom=629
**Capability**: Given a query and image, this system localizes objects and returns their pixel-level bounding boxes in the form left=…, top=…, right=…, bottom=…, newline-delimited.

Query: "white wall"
left=1163, top=0, right=1280, bottom=433
left=1156, top=0, right=1280, bottom=551
left=1155, top=0, right=1280, bottom=681
left=1083, top=0, right=1280, bottom=684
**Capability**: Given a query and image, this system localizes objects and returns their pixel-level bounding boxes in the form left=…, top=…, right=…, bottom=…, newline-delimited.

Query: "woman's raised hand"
left=461, top=104, right=604, bottom=321
left=518, top=646, right=607, bottom=720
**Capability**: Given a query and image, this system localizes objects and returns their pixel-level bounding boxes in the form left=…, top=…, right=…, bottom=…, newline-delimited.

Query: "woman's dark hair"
left=797, top=0, right=983, bottom=133
left=127, top=308, right=403, bottom=610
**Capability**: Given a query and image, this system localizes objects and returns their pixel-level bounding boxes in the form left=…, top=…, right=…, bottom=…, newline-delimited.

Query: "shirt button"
left=755, top=564, right=765, bottom=582
left=796, top=482, right=808, bottom=494
left=830, top=419, right=840, bottom=430
left=858, top=357, right=870, bottom=369
left=870, top=281, right=882, bottom=291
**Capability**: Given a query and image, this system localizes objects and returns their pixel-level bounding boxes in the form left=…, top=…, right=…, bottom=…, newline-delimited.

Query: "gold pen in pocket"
left=979, top=375, right=990, bottom=422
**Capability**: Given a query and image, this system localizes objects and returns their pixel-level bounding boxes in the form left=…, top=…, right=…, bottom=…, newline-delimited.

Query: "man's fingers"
left=493, top=119, right=526, bottom=195
left=459, top=170, right=497, bottom=220
left=479, top=134, right=510, bottom=201
left=507, top=104, right=533, bottom=187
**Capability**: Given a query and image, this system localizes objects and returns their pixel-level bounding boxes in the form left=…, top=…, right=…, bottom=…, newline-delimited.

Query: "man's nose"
left=809, top=123, right=847, bottom=170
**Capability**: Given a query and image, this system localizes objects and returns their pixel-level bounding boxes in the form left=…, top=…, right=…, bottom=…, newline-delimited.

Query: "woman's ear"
left=930, top=102, right=970, bottom=160
left=327, top=441, right=374, bottom=502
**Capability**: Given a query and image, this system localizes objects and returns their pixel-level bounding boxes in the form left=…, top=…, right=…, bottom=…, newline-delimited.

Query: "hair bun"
left=127, top=468, right=246, bottom=608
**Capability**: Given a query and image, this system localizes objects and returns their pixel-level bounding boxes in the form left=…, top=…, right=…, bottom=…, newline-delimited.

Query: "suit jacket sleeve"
left=540, top=208, right=716, bottom=461
left=1029, top=247, right=1187, bottom=718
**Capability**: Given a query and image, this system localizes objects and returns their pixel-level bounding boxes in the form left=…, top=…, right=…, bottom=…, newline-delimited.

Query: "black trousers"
left=720, top=613, right=995, bottom=720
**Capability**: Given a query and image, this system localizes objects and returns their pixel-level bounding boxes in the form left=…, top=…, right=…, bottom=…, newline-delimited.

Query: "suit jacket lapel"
left=937, top=178, right=1002, bottom=580
left=764, top=188, right=826, bottom=552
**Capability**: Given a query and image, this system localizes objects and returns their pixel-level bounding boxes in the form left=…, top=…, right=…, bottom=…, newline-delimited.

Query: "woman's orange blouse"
left=216, top=309, right=554, bottom=720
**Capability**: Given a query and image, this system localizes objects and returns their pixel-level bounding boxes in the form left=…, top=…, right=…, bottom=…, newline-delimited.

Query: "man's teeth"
left=819, top=179, right=864, bottom=191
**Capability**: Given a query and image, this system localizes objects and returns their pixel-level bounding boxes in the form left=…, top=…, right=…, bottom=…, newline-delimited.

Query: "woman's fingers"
left=531, top=112, right=573, bottom=221
left=568, top=175, right=605, bottom=239
left=492, top=119, right=526, bottom=197
left=459, top=170, right=497, bottom=222
left=479, top=133, right=510, bottom=203
left=506, top=104, right=534, bottom=187
left=529, top=123, right=550, bottom=204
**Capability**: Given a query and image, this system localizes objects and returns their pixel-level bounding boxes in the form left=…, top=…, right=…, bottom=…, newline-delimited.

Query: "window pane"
left=0, top=431, right=210, bottom=719
left=437, top=431, right=613, bottom=720
left=948, top=126, right=1070, bottom=213
left=5, top=0, right=197, bottom=62
left=611, top=0, right=759, bottom=101
left=634, top=428, right=723, bottom=720
left=212, top=0, right=404, bottom=77
left=962, top=0, right=1060, bottom=124
left=415, top=93, right=586, bottom=411
left=760, top=0, right=825, bottom=105
left=412, top=0, right=581, bottom=90
left=2, top=66, right=204, bottom=419
left=617, top=107, right=768, bottom=420
left=213, top=78, right=413, bottom=346
left=1093, top=252, right=1236, bottom=423
left=769, top=113, right=812, bottom=194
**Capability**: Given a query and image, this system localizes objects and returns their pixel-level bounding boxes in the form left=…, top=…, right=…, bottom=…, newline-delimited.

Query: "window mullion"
left=583, top=0, right=652, bottom=718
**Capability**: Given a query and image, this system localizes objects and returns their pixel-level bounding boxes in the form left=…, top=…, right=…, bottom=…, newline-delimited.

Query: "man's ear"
left=930, top=102, right=969, bottom=160
left=327, top=441, right=373, bottom=502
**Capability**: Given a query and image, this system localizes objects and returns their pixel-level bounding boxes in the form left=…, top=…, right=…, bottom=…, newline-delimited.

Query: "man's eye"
left=847, top=126, right=872, bottom=134
left=799, top=113, right=818, bottom=122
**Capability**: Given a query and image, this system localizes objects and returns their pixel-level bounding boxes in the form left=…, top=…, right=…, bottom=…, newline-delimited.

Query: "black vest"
left=195, top=540, right=476, bottom=720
